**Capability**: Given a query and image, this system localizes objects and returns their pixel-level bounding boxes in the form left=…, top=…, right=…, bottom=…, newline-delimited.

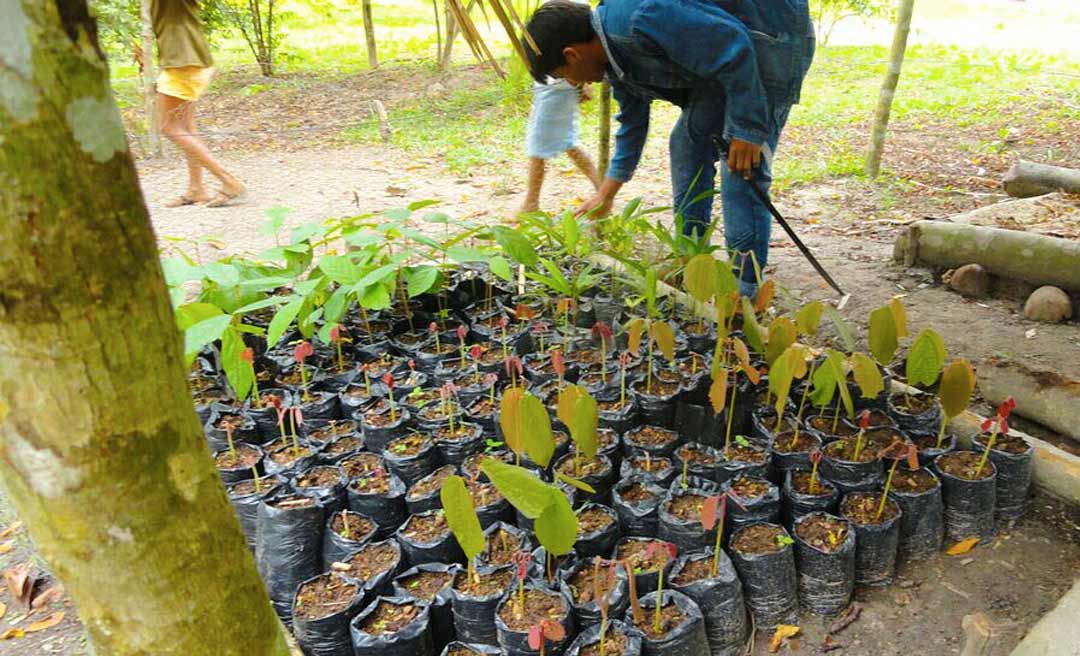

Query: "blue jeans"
left=670, top=100, right=792, bottom=292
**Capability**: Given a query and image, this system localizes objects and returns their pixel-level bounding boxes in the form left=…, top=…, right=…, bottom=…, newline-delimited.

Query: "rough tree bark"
left=1002, top=159, right=1080, bottom=198
left=864, top=0, right=915, bottom=178
left=0, top=3, right=289, bottom=654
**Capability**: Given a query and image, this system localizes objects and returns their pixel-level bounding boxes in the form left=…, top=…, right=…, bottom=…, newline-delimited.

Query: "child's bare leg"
left=519, top=157, right=545, bottom=215
left=566, top=146, right=601, bottom=190
left=158, top=93, right=245, bottom=202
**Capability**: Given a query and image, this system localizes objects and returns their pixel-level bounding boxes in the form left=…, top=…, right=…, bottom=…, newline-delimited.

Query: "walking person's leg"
left=565, top=146, right=602, bottom=190
left=669, top=111, right=719, bottom=238
left=519, top=157, right=547, bottom=215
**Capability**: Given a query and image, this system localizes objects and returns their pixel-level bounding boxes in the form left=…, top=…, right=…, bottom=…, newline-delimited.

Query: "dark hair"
left=524, top=0, right=595, bottom=83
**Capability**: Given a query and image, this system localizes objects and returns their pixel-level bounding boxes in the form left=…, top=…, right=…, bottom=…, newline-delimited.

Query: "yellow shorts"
left=157, top=66, right=215, bottom=102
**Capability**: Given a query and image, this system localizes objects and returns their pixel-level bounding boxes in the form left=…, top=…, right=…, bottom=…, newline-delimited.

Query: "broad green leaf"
left=890, top=298, right=909, bottom=338
left=220, top=327, right=254, bottom=402
left=480, top=459, right=556, bottom=519
left=356, top=263, right=398, bottom=290
left=561, top=213, right=580, bottom=256
left=795, top=301, right=824, bottom=337
left=298, top=307, right=322, bottom=339
left=534, top=491, right=577, bottom=556
left=868, top=305, right=899, bottom=365
left=176, top=302, right=223, bottom=331
left=826, top=350, right=855, bottom=417
left=939, top=359, right=977, bottom=419
left=753, top=279, right=776, bottom=313
left=850, top=353, right=885, bottom=400
left=809, top=358, right=837, bottom=408
left=359, top=284, right=391, bottom=310
left=765, top=317, right=797, bottom=367
left=556, top=385, right=598, bottom=459
left=650, top=321, right=675, bottom=361
left=318, top=255, right=361, bottom=285
left=492, top=225, right=539, bottom=267
left=409, top=199, right=440, bottom=211
left=645, top=269, right=658, bottom=315
left=906, top=328, right=947, bottom=388
left=161, top=258, right=198, bottom=286
left=446, top=246, right=489, bottom=263
left=825, top=305, right=856, bottom=353
left=290, top=222, right=323, bottom=245
left=201, top=262, right=240, bottom=287
left=184, top=314, right=232, bottom=360
left=259, top=206, right=290, bottom=236
left=322, top=286, right=351, bottom=324
left=441, top=475, right=485, bottom=560
left=715, top=258, right=739, bottom=296
left=406, top=266, right=440, bottom=297
left=489, top=255, right=513, bottom=282
left=768, top=347, right=797, bottom=416
left=266, top=296, right=303, bottom=347
left=520, top=393, right=555, bottom=468
left=556, top=473, right=596, bottom=494
left=233, top=295, right=292, bottom=315
left=499, top=388, right=526, bottom=457
left=741, top=297, right=765, bottom=354
left=684, top=254, right=718, bottom=303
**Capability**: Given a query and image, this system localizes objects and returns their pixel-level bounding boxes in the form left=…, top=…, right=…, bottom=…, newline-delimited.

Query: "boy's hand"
left=574, top=178, right=623, bottom=219
left=727, top=139, right=762, bottom=180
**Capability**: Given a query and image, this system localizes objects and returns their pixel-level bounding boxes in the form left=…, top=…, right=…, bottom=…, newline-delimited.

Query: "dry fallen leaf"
left=946, top=537, right=980, bottom=556
left=0, top=541, right=12, bottom=555
left=0, top=522, right=22, bottom=540
left=769, top=624, right=801, bottom=653
left=26, top=612, right=65, bottom=633
left=0, top=601, right=6, bottom=620
left=0, top=628, right=24, bottom=640
left=31, top=586, right=63, bottom=612
left=4, top=563, right=36, bottom=608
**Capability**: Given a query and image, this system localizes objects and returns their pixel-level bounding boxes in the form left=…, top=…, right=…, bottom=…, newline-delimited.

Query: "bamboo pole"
left=598, top=81, right=612, bottom=174
left=864, top=0, right=915, bottom=178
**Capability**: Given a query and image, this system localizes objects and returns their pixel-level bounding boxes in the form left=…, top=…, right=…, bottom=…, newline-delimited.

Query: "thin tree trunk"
left=864, top=0, right=915, bottom=178
left=140, top=0, right=161, bottom=156
left=0, top=3, right=289, bottom=655
left=440, top=2, right=458, bottom=71
left=599, top=81, right=612, bottom=175
left=362, top=0, right=378, bottom=69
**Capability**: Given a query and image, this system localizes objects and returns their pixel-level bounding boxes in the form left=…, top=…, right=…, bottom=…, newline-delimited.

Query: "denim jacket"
left=595, top=0, right=815, bottom=182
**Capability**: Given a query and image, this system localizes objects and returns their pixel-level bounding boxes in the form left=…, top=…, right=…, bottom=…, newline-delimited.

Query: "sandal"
left=206, top=187, right=248, bottom=208
left=165, top=194, right=206, bottom=208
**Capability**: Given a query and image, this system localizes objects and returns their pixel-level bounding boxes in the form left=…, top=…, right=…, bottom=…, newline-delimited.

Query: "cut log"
left=960, top=613, right=993, bottom=656
left=894, top=220, right=1080, bottom=292
left=978, top=359, right=1080, bottom=442
left=1002, top=159, right=1080, bottom=198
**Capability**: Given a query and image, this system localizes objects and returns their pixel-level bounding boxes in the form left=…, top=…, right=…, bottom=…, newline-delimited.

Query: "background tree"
left=865, top=0, right=916, bottom=177
left=0, top=2, right=290, bottom=654
left=811, top=0, right=890, bottom=46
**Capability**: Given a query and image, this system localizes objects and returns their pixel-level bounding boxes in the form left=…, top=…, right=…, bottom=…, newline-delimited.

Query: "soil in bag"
left=396, top=510, right=465, bottom=566
left=729, top=523, right=798, bottom=630
left=255, top=491, right=326, bottom=623
left=630, top=589, right=709, bottom=656
left=263, top=436, right=322, bottom=478
left=205, top=409, right=260, bottom=452
left=361, top=407, right=414, bottom=454
left=451, top=566, right=514, bottom=645
left=658, top=489, right=714, bottom=554
left=792, top=512, right=855, bottom=616
left=673, top=442, right=721, bottom=484
left=820, top=439, right=883, bottom=493
left=724, top=476, right=781, bottom=537
left=596, top=393, right=640, bottom=435
left=304, top=418, right=360, bottom=448
left=555, top=453, right=616, bottom=504
left=620, top=454, right=676, bottom=489
left=623, top=425, right=681, bottom=460
left=911, top=432, right=957, bottom=468
left=292, top=572, right=366, bottom=656
left=214, top=443, right=264, bottom=485
left=614, top=537, right=677, bottom=595
left=434, top=422, right=486, bottom=466
left=393, top=563, right=460, bottom=652
left=612, top=478, right=666, bottom=538
left=407, top=464, right=459, bottom=515
left=323, top=509, right=378, bottom=568
left=972, top=432, right=1034, bottom=524
left=935, top=451, right=997, bottom=542
left=319, top=433, right=366, bottom=464
left=338, top=539, right=404, bottom=596
left=782, top=470, right=839, bottom=527
left=351, top=596, right=435, bottom=656
left=472, top=480, right=514, bottom=528
left=575, top=503, right=622, bottom=559
left=439, top=642, right=501, bottom=656
left=292, top=465, right=349, bottom=515
left=715, top=441, right=770, bottom=486
left=384, top=433, right=441, bottom=487
left=887, top=393, right=942, bottom=439
left=887, top=466, right=944, bottom=560
left=348, top=468, right=408, bottom=539
left=494, top=584, right=575, bottom=656
left=771, top=431, right=821, bottom=477
left=560, top=556, right=631, bottom=629
left=840, top=492, right=902, bottom=586
left=669, top=550, right=748, bottom=656
left=565, top=620, right=644, bottom=656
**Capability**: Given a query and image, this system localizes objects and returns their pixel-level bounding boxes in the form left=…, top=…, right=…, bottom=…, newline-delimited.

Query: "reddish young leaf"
left=1000, top=418, right=1009, bottom=436
left=504, top=356, right=524, bottom=378
left=980, top=418, right=995, bottom=433
left=591, top=321, right=614, bottom=348
left=381, top=372, right=395, bottom=389
left=330, top=324, right=343, bottom=342
left=408, top=359, right=416, bottom=371
left=552, top=351, right=566, bottom=378
left=499, top=316, right=509, bottom=329
left=241, top=347, right=255, bottom=364
left=858, top=410, right=871, bottom=430
left=808, top=449, right=823, bottom=466
left=528, top=625, right=543, bottom=650
left=700, top=495, right=720, bottom=531
left=292, top=406, right=304, bottom=426
left=429, top=321, right=439, bottom=333
left=619, top=351, right=632, bottom=368
left=483, top=372, right=499, bottom=387
left=906, top=443, right=920, bottom=471
left=456, top=326, right=468, bottom=342
left=997, top=396, right=1016, bottom=419
left=293, top=341, right=314, bottom=364
left=470, top=345, right=483, bottom=360
left=515, top=304, right=537, bottom=321
left=541, top=619, right=566, bottom=642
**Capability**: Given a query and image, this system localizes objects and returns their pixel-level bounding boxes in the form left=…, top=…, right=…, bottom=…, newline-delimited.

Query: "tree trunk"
left=140, top=0, right=161, bottom=156
left=893, top=220, right=1080, bottom=291
left=864, top=0, right=915, bottom=178
left=362, top=0, right=378, bottom=69
left=1002, top=159, right=1080, bottom=198
left=440, top=1, right=457, bottom=71
left=978, top=360, right=1080, bottom=442
left=598, top=81, right=612, bottom=175
left=0, top=4, right=289, bottom=655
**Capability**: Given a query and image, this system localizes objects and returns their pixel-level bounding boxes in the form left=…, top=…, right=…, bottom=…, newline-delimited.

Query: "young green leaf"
left=765, top=317, right=797, bottom=367
left=492, top=225, right=539, bottom=267
left=650, top=321, right=676, bottom=361
left=480, top=459, right=556, bottom=519
left=561, top=212, right=580, bottom=256
left=715, top=258, right=740, bottom=297
left=850, top=353, right=885, bottom=400
left=825, top=350, right=855, bottom=417
left=557, top=385, right=599, bottom=459
left=183, top=313, right=232, bottom=362
left=499, top=388, right=526, bottom=457
left=768, top=347, right=797, bottom=416
left=825, top=305, right=856, bottom=353
left=868, top=305, right=899, bottom=365
left=359, top=284, right=391, bottom=310
left=795, top=301, right=824, bottom=337
left=555, top=472, right=597, bottom=494
left=406, top=266, right=440, bottom=298
left=489, top=255, right=513, bottom=282
left=906, top=328, right=946, bottom=388
left=889, top=297, right=909, bottom=338
left=520, top=393, right=555, bottom=468
left=534, top=491, right=578, bottom=556
left=740, top=297, right=765, bottom=353
left=684, top=254, right=718, bottom=303
left=939, top=359, right=977, bottom=419
left=753, top=279, right=776, bottom=314
left=627, top=318, right=645, bottom=356
left=809, top=358, right=838, bottom=409
left=441, top=475, right=485, bottom=560
left=220, top=326, right=254, bottom=402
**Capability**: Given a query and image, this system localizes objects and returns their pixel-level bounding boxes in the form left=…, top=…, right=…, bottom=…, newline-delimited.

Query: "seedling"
left=626, top=317, right=676, bottom=395
left=289, top=406, right=304, bottom=456
left=484, top=372, right=499, bottom=406
left=330, top=324, right=350, bottom=373
left=440, top=382, right=459, bottom=436
left=251, top=467, right=261, bottom=493
left=340, top=510, right=351, bottom=538
left=700, top=490, right=747, bottom=576
left=851, top=410, right=872, bottom=461
left=382, top=372, right=398, bottom=423
left=646, top=541, right=677, bottom=634
left=808, top=449, right=823, bottom=495
left=429, top=322, right=442, bottom=356
left=224, top=423, right=237, bottom=461
left=619, top=351, right=632, bottom=407
left=505, top=355, right=524, bottom=389
left=241, top=347, right=261, bottom=408
left=591, top=558, right=619, bottom=656
left=557, top=384, right=599, bottom=477
left=527, top=618, right=566, bottom=656
left=271, top=396, right=287, bottom=441
left=937, top=359, right=977, bottom=449
left=441, top=474, right=484, bottom=585
left=591, top=321, right=614, bottom=383
left=512, top=550, right=530, bottom=618
left=499, top=315, right=510, bottom=360
left=877, top=440, right=920, bottom=521
left=533, top=320, right=550, bottom=354
left=293, top=341, right=315, bottom=402
left=469, top=344, right=483, bottom=383
left=361, top=363, right=372, bottom=397
left=621, top=559, right=644, bottom=625
left=552, top=350, right=566, bottom=389
left=457, top=325, right=468, bottom=368
left=775, top=534, right=795, bottom=547
left=976, top=397, right=1016, bottom=476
